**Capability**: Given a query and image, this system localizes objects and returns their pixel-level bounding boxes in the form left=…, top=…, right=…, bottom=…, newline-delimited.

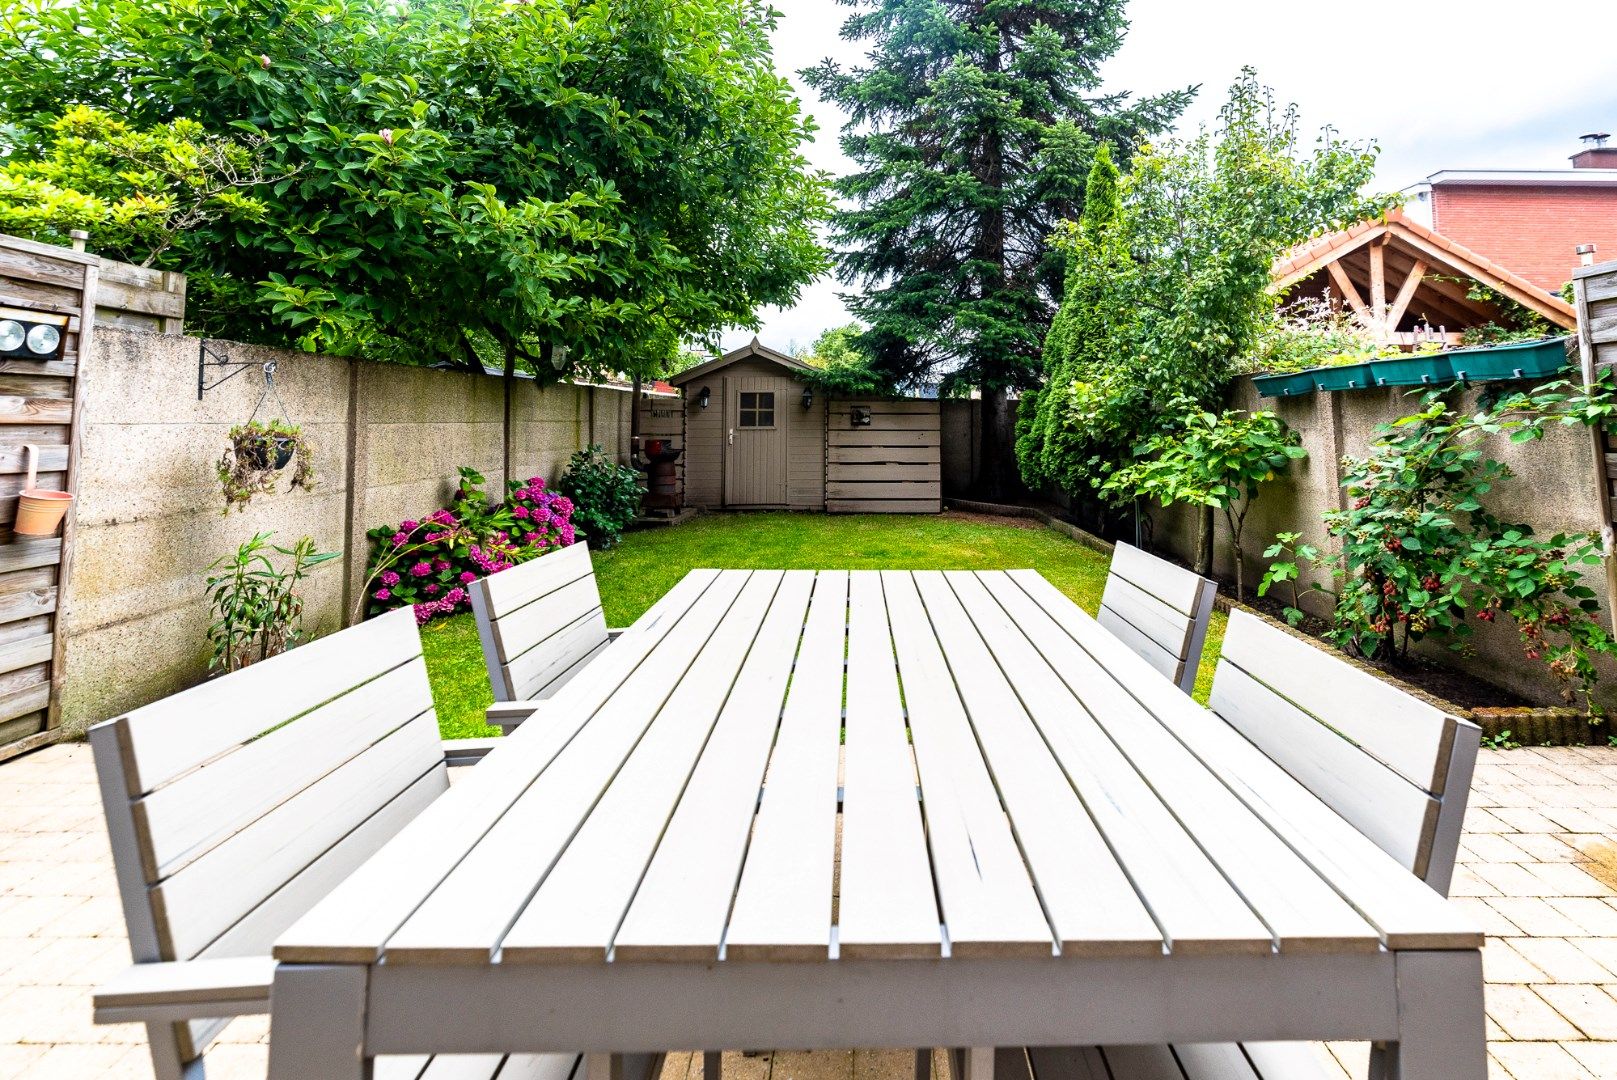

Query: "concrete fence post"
left=340, top=358, right=371, bottom=627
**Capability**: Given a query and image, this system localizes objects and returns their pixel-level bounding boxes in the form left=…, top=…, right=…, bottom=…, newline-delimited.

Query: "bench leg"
left=914, top=1050, right=930, bottom=1080
left=1376, top=950, right=1486, bottom=1080
left=266, top=964, right=368, bottom=1080
left=705, top=1052, right=722, bottom=1080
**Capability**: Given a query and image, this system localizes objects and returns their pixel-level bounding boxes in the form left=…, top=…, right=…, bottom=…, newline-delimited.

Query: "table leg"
left=266, top=964, right=368, bottom=1080
left=1377, top=950, right=1486, bottom=1080
left=705, top=1051, right=722, bottom=1080
left=966, top=1047, right=994, bottom=1080
left=914, top=1049, right=931, bottom=1080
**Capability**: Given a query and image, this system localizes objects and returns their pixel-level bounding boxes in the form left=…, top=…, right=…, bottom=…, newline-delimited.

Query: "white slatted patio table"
left=268, top=569, right=1486, bottom=1080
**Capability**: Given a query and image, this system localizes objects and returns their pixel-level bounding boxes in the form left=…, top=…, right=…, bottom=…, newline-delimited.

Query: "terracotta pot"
left=13, top=444, right=71, bottom=537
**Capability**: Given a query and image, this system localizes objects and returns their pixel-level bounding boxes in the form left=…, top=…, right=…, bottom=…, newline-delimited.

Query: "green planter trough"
left=1448, top=336, right=1573, bottom=382
left=1310, top=362, right=1376, bottom=393
left=1370, top=354, right=1456, bottom=388
left=1250, top=370, right=1318, bottom=398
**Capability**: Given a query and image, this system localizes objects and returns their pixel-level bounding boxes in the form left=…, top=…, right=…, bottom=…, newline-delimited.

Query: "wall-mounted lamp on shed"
left=0, top=308, right=68, bottom=362
left=801, top=385, right=814, bottom=410
left=850, top=405, right=873, bottom=426
left=696, top=386, right=712, bottom=409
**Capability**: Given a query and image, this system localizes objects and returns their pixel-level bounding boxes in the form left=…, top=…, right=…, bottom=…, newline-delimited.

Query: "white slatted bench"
left=1095, top=542, right=1216, bottom=694
left=87, top=606, right=576, bottom=1080
left=1027, top=607, right=1482, bottom=1080
left=471, top=542, right=624, bottom=734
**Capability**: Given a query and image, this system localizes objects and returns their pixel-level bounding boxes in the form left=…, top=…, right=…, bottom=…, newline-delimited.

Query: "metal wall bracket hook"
left=197, top=342, right=275, bottom=400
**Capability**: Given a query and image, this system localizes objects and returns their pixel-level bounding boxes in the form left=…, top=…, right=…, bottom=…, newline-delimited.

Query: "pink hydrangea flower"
left=391, top=532, right=408, bottom=547
left=512, top=505, right=530, bottom=520
left=524, top=531, right=541, bottom=544
left=435, top=558, right=449, bottom=571
left=446, top=587, right=467, bottom=604
left=459, top=571, right=476, bottom=584
left=401, top=519, right=419, bottom=531
left=375, top=588, right=391, bottom=601
left=424, top=584, right=439, bottom=595
left=410, top=561, right=432, bottom=577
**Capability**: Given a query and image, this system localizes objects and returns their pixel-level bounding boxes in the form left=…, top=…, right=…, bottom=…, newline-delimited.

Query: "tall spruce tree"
left=806, top=0, right=1192, bottom=497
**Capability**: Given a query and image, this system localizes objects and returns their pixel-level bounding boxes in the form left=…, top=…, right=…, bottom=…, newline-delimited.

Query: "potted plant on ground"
left=218, top=419, right=315, bottom=512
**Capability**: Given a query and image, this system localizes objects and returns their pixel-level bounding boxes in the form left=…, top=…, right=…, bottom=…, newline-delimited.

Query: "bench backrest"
left=470, top=541, right=611, bottom=702
left=89, top=607, right=447, bottom=1074
left=1208, top=609, right=1480, bottom=894
left=1096, top=542, right=1217, bottom=694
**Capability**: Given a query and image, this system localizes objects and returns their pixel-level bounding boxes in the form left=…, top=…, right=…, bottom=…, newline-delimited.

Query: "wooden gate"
left=0, top=235, right=97, bottom=759
left=826, top=397, right=941, bottom=513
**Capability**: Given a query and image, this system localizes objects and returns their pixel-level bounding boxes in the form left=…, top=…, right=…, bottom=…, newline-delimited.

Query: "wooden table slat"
left=721, top=571, right=849, bottom=961
left=273, top=570, right=724, bottom=964
left=1001, top=569, right=1481, bottom=951
left=836, top=571, right=942, bottom=958
left=504, top=571, right=805, bottom=962
left=382, top=571, right=755, bottom=964
left=881, top=571, right=1056, bottom=958
left=949, top=574, right=1273, bottom=955
left=967, top=572, right=1383, bottom=955
left=911, top=571, right=1163, bottom=957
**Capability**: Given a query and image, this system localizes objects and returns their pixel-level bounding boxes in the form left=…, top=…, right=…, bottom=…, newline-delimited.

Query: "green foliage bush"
left=1016, top=70, right=1393, bottom=497
left=205, top=533, right=336, bottom=673
left=1104, top=406, right=1306, bottom=599
left=559, top=446, right=643, bottom=549
left=0, top=0, right=828, bottom=377
left=1262, top=380, right=1617, bottom=713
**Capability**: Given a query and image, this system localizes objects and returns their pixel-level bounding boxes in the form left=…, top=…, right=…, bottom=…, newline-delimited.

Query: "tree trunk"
left=629, top=374, right=643, bottom=451
left=977, top=387, right=1017, bottom=501
left=501, top=340, right=516, bottom=492
left=1194, top=505, right=1214, bottom=577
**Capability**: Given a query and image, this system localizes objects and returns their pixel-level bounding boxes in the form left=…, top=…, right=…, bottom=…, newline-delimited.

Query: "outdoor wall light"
left=0, top=308, right=69, bottom=362
left=850, top=405, right=873, bottom=426
left=696, top=386, right=711, bottom=409
left=801, top=385, right=814, bottom=409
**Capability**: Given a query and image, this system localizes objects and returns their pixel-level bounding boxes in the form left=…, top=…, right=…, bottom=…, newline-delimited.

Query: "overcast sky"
left=719, top=0, right=1617, bottom=354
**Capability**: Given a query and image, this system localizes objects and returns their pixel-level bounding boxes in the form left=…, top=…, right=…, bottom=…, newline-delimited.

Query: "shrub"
left=558, top=445, right=642, bottom=549
left=1261, top=386, right=1617, bottom=713
left=363, top=467, right=576, bottom=625
left=1103, top=405, right=1305, bottom=599
left=205, top=532, right=336, bottom=673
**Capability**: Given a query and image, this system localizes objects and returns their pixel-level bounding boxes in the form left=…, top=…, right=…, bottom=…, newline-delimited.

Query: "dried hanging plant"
left=218, top=419, right=315, bottom=513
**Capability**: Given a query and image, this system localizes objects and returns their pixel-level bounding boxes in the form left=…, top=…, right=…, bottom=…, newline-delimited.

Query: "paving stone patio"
left=5, top=742, right=1617, bottom=1079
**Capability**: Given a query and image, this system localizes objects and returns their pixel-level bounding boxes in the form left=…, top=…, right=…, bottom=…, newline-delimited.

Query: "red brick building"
left=1407, top=137, right=1617, bottom=292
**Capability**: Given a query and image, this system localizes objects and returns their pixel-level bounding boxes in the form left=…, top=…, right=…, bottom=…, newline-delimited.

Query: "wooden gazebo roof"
left=1271, top=209, right=1576, bottom=346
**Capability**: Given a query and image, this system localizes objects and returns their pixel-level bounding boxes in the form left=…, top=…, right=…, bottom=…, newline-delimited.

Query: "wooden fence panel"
left=825, top=398, right=941, bottom=514
left=0, top=233, right=96, bottom=759
left=1575, top=260, right=1617, bottom=622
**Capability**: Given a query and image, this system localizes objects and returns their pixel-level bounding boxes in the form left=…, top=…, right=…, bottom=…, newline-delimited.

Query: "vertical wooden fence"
left=1574, top=258, right=1617, bottom=623
left=0, top=235, right=98, bottom=760
left=826, top=397, right=942, bottom=513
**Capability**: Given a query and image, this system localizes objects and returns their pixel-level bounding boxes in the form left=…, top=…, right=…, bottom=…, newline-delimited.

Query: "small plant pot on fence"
left=13, top=444, right=71, bottom=537
left=1449, top=336, right=1573, bottom=383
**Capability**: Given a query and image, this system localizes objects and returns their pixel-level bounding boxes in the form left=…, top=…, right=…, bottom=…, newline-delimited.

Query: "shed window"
left=738, top=391, right=776, bottom=428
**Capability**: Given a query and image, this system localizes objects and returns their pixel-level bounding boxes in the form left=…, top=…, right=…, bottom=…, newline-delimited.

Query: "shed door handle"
left=729, top=428, right=734, bottom=445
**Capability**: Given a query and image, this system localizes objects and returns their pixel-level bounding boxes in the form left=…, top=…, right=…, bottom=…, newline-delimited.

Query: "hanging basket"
left=13, top=444, right=72, bottom=537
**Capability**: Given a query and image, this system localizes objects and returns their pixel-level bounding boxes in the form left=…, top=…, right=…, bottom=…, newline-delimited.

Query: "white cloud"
left=722, top=0, right=1617, bottom=353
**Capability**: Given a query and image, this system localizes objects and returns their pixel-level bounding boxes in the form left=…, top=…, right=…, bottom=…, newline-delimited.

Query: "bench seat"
left=471, top=542, right=622, bottom=734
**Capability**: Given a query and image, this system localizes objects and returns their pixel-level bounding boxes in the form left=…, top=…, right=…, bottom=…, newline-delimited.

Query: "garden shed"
left=658, top=339, right=941, bottom=513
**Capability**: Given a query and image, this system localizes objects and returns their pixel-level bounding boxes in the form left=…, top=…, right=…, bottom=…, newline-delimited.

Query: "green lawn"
left=422, top=511, right=1227, bottom=738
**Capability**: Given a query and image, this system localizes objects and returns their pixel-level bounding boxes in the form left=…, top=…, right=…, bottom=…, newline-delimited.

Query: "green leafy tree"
left=0, top=0, right=830, bottom=381
left=1017, top=71, right=1390, bottom=532
left=806, top=0, right=1194, bottom=497
left=1102, top=406, right=1305, bottom=600
left=797, top=322, right=889, bottom=395
left=0, top=106, right=275, bottom=267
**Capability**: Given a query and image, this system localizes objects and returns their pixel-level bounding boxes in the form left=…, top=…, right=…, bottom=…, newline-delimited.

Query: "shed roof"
left=669, top=338, right=816, bottom=386
left=1271, top=209, right=1576, bottom=330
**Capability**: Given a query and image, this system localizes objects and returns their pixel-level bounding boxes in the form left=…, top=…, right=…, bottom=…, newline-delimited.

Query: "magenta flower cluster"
left=364, top=471, right=577, bottom=626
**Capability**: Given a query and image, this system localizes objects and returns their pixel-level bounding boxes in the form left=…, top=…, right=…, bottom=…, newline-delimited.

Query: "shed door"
left=723, top=375, right=790, bottom=506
